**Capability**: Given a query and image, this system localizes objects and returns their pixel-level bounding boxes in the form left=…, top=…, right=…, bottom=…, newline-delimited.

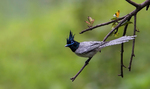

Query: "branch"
left=80, top=0, right=150, bottom=41
left=103, top=15, right=131, bottom=41
left=70, top=57, right=92, bottom=82
left=126, top=0, right=140, bottom=7
left=146, top=4, right=150, bottom=10
left=118, top=17, right=132, bottom=77
left=74, top=0, right=150, bottom=81
left=119, top=43, right=125, bottom=78
left=80, top=16, right=125, bottom=34
left=103, top=0, right=150, bottom=41
left=128, top=14, right=137, bottom=71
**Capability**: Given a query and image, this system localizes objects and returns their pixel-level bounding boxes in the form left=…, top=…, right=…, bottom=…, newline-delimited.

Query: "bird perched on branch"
left=65, top=31, right=136, bottom=58
left=65, top=31, right=136, bottom=82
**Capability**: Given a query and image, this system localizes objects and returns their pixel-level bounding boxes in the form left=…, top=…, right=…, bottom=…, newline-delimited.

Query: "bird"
left=65, top=31, right=136, bottom=58
left=65, top=31, right=136, bottom=82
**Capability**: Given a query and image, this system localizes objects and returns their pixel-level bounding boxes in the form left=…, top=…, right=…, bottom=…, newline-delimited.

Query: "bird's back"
left=75, top=41, right=105, bottom=57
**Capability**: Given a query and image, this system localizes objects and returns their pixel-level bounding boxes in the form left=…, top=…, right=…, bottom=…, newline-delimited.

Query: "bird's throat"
left=69, top=42, right=80, bottom=52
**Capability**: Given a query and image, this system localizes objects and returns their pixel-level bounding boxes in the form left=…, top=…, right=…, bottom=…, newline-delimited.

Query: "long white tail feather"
left=100, top=35, right=136, bottom=48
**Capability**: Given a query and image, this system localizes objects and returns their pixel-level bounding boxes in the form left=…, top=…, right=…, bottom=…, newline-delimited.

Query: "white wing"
left=75, top=41, right=105, bottom=57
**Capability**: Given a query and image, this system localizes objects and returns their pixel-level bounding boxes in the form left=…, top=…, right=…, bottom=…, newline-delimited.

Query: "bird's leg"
left=70, top=57, right=92, bottom=82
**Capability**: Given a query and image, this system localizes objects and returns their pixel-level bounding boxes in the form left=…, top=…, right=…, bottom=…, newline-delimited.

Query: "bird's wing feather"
left=75, top=41, right=104, bottom=54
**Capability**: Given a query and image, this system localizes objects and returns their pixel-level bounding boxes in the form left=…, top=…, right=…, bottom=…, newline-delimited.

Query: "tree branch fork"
left=70, top=0, right=150, bottom=82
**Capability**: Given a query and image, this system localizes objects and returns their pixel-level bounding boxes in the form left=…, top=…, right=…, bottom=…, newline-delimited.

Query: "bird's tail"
left=100, top=35, right=136, bottom=48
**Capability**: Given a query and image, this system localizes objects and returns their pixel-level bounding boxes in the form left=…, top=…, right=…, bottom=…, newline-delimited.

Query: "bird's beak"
left=65, top=44, right=68, bottom=47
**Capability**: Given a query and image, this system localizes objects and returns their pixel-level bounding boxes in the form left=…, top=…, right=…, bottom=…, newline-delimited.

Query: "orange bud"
left=114, top=10, right=120, bottom=18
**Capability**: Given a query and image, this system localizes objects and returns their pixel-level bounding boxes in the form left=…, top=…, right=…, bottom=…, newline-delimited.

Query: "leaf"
left=85, top=21, right=91, bottom=25
left=121, top=21, right=133, bottom=26
left=85, top=16, right=95, bottom=28
left=114, top=32, right=119, bottom=37
left=111, top=22, right=118, bottom=29
left=88, top=16, right=94, bottom=24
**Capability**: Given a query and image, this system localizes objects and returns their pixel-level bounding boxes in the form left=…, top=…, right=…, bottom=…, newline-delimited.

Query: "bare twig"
left=70, top=57, right=92, bottom=82
left=128, top=14, right=137, bottom=71
left=80, top=16, right=126, bottom=34
left=118, top=17, right=132, bottom=77
left=146, top=4, right=150, bottom=10
left=126, top=0, right=140, bottom=7
left=122, top=17, right=132, bottom=36
left=119, top=43, right=124, bottom=78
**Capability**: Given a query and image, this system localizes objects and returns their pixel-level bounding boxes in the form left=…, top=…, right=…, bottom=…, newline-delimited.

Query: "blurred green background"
left=0, top=0, right=150, bottom=89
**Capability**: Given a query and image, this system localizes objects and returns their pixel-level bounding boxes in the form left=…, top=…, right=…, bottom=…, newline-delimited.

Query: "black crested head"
left=67, top=31, right=74, bottom=44
left=65, top=31, right=80, bottom=52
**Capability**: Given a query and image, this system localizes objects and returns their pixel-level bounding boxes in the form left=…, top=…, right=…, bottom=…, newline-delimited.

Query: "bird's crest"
left=67, top=31, right=75, bottom=44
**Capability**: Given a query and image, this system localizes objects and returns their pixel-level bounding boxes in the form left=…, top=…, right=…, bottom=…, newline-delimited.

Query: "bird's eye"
left=70, top=41, right=74, bottom=45
left=71, top=41, right=74, bottom=43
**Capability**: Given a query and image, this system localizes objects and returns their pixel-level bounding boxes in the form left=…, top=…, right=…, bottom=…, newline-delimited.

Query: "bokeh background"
left=0, top=0, right=150, bottom=89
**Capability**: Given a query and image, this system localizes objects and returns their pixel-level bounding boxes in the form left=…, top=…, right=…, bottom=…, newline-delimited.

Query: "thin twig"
left=146, top=4, right=150, bottom=10
left=70, top=57, right=92, bottom=82
left=80, top=16, right=126, bottom=34
left=118, top=17, right=132, bottom=77
left=119, top=43, right=124, bottom=77
left=128, top=14, right=136, bottom=71
left=122, top=17, right=132, bottom=36
left=126, top=0, right=140, bottom=7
